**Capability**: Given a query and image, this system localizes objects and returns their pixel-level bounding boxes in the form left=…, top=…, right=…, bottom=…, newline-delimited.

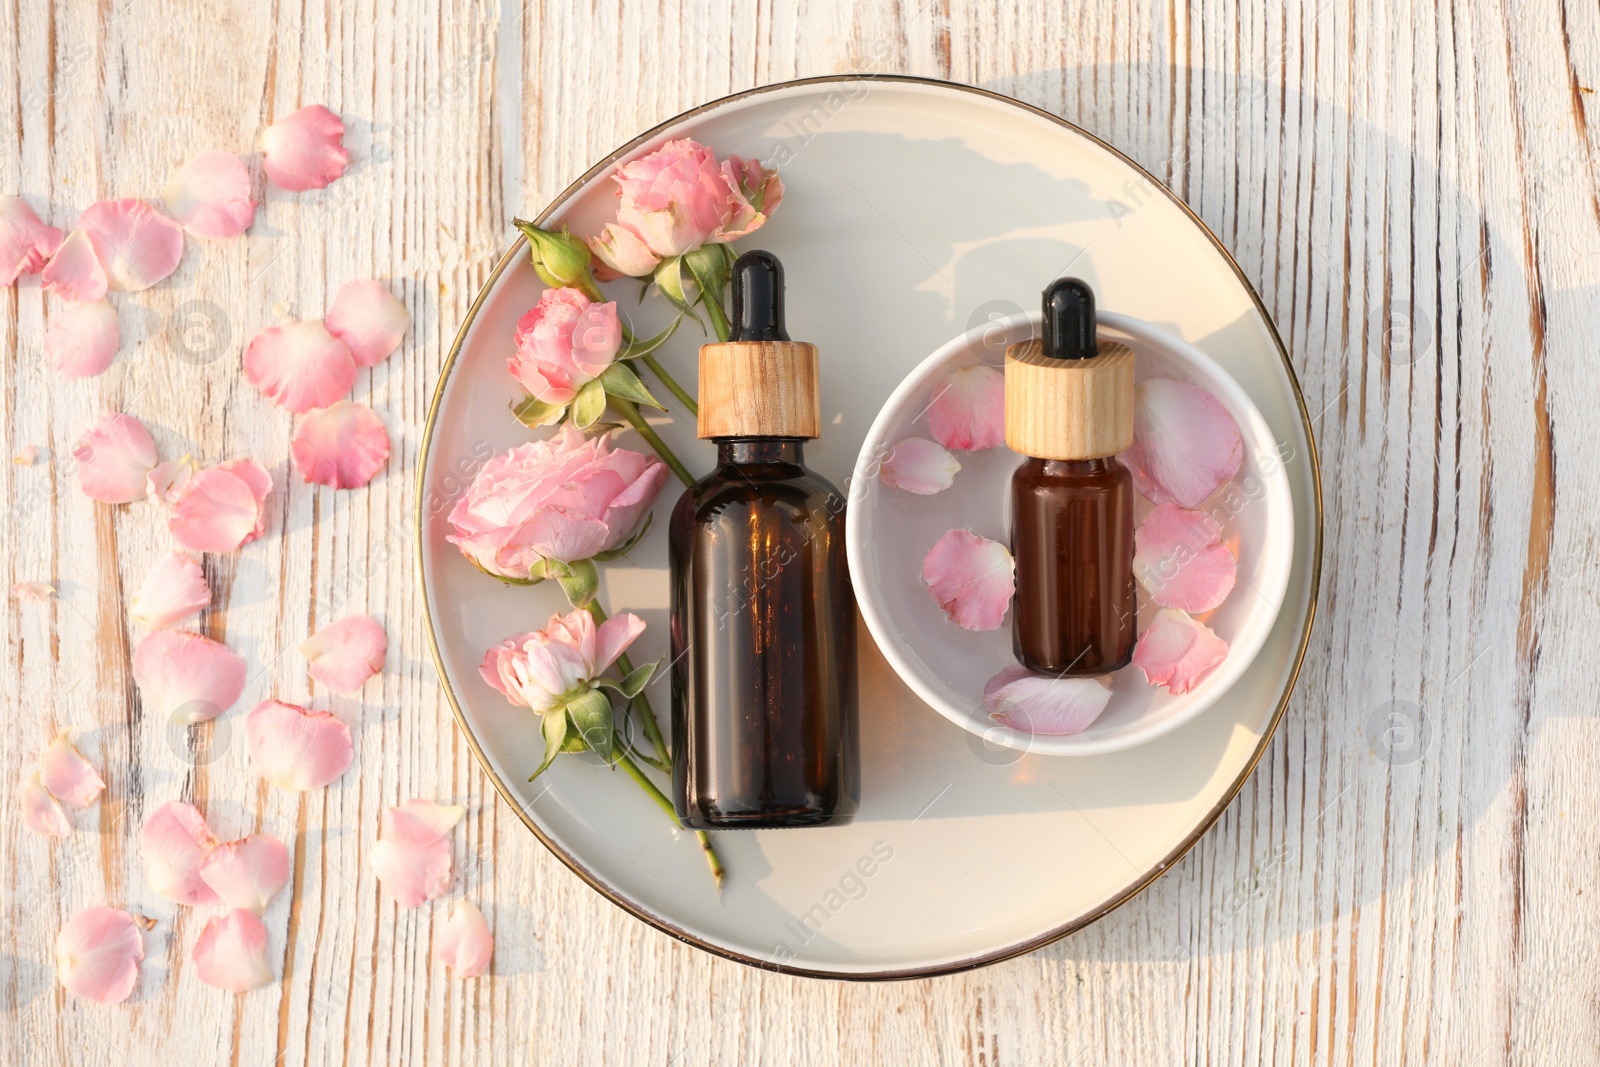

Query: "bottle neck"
left=1025, top=456, right=1116, bottom=476
left=715, top=438, right=806, bottom=466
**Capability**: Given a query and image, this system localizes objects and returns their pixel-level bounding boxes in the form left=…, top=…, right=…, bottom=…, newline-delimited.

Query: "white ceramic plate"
left=419, top=76, right=1321, bottom=978
left=848, top=310, right=1295, bottom=756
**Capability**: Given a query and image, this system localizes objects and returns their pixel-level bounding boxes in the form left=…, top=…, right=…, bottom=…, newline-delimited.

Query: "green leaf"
left=572, top=379, right=607, bottom=429
left=683, top=244, right=729, bottom=303
left=617, top=314, right=683, bottom=361
left=535, top=556, right=598, bottom=609
left=653, top=256, right=692, bottom=309
left=529, top=709, right=569, bottom=781
left=598, top=363, right=663, bottom=409
left=592, top=512, right=652, bottom=562
left=616, top=660, right=660, bottom=699
left=511, top=394, right=567, bottom=429
left=565, top=688, right=615, bottom=764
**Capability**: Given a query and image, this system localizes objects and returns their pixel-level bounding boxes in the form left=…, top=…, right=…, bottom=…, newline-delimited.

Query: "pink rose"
left=587, top=139, right=784, bottom=277
left=509, top=287, right=622, bottom=405
left=479, top=608, right=645, bottom=714
left=446, top=425, right=666, bottom=579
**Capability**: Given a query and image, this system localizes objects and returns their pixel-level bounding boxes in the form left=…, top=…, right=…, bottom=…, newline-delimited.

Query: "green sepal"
left=462, top=552, right=543, bottom=586
left=532, top=556, right=599, bottom=609
left=597, top=659, right=660, bottom=701
left=682, top=244, right=730, bottom=304
left=653, top=256, right=693, bottom=309
left=572, top=379, right=607, bottom=429
left=514, top=220, right=596, bottom=292
left=598, top=363, right=663, bottom=410
left=592, top=512, right=652, bottom=563
left=512, top=394, right=568, bottom=429
left=565, top=688, right=615, bottom=764
left=529, top=708, right=569, bottom=781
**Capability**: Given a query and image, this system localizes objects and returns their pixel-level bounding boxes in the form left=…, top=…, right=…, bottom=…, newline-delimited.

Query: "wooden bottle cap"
left=697, top=341, right=821, bottom=439
left=1003, top=338, right=1135, bottom=459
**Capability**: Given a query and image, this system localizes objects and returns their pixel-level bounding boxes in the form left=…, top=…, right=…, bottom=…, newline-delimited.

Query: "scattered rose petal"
left=300, top=614, right=385, bottom=692
left=244, top=699, right=354, bottom=792
left=261, top=105, right=349, bottom=192
left=1, top=196, right=63, bottom=284
left=73, top=412, right=157, bottom=504
left=290, top=401, right=390, bottom=488
left=40, top=228, right=108, bottom=302
left=169, top=461, right=272, bottom=552
left=371, top=800, right=463, bottom=908
left=324, top=280, right=408, bottom=366
left=56, top=906, right=144, bottom=1003
left=879, top=436, right=962, bottom=495
left=130, top=552, right=210, bottom=626
left=141, top=800, right=219, bottom=905
left=435, top=900, right=493, bottom=978
left=45, top=299, right=120, bottom=378
left=1133, top=502, right=1237, bottom=613
left=193, top=910, right=273, bottom=992
left=926, top=365, right=1004, bottom=451
left=1122, top=379, right=1244, bottom=508
left=11, top=581, right=54, bottom=602
left=982, top=664, right=1114, bottom=735
left=199, top=834, right=290, bottom=914
left=131, top=629, right=247, bottom=723
left=1133, top=608, right=1229, bottom=694
left=161, top=150, right=255, bottom=239
left=76, top=199, right=184, bottom=291
left=14, top=445, right=39, bottom=464
left=41, top=733, right=105, bottom=807
left=145, top=457, right=195, bottom=504
left=244, top=320, right=358, bottom=413
left=23, top=773, right=72, bottom=837
left=922, top=529, right=1015, bottom=631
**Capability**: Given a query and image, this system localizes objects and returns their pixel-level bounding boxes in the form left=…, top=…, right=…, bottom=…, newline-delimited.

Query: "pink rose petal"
left=261, top=105, right=349, bottom=192
left=199, top=834, right=290, bottom=914
left=23, top=773, right=72, bottom=838
left=1133, top=608, right=1229, bottom=694
left=131, top=629, right=247, bottom=723
left=193, top=909, right=273, bottom=992
left=435, top=900, right=493, bottom=978
left=41, top=733, right=105, bottom=807
left=73, top=412, right=157, bottom=504
left=879, top=436, right=962, bottom=495
left=130, top=552, right=210, bottom=626
left=300, top=614, right=385, bottom=692
left=169, top=462, right=272, bottom=553
left=290, top=401, right=390, bottom=489
left=1122, top=379, right=1244, bottom=508
left=982, top=664, right=1114, bottom=735
left=77, top=199, right=184, bottom=291
left=371, top=800, right=463, bottom=909
left=45, top=299, right=120, bottom=378
left=146, top=457, right=195, bottom=503
left=141, top=800, right=219, bottom=905
left=926, top=365, right=1005, bottom=451
left=162, top=150, right=255, bottom=239
left=244, top=699, right=354, bottom=792
left=40, top=228, right=108, bottom=302
left=324, top=280, right=408, bottom=366
left=922, top=528, right=1015, bottom=631
left=1, top=196, right=63, bottom=284
left=11, top=580, right=54, bottom=601
left=1133, top=502, right=1237, bottom=613
left=14, top=445, right=39, bottom=465
left=56, top=906, right=144, bottom=1004
left=244, top=320, right=358, bottom=413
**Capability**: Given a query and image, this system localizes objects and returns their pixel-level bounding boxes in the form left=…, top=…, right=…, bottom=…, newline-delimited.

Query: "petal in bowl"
left=922, top=529, right=1014, bottom=631
left=982, top=664, right=1113, bottom=735
left=1132, top=607, right=1229, bottom=694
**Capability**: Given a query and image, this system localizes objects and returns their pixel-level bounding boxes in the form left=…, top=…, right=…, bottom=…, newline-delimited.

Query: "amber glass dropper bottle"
left=668, top=250, right=859, bottom=830
left=1005, top=278, right=1138, bottom=676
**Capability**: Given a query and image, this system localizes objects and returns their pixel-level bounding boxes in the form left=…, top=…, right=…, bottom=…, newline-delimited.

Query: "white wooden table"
left=3, top=1, right=1594, bottom=1062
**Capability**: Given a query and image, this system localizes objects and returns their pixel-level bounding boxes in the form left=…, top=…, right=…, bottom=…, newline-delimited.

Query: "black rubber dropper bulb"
left=728, top=250, right=790, bottom=342
left=1041, top=277, right=1097, bottom=361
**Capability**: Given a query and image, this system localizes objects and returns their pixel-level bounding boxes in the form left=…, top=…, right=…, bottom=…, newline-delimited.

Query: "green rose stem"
left=702, top=291, right=732, bottom=343
left=638, top=352, right=699, bottom=416
left=616, top=750, right=724, bottom=888
left=587, top=601, right=671, bottom=768
left=610, top=396, right=696, bottom=487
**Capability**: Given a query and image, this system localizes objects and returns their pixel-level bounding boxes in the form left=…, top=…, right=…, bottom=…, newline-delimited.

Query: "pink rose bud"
left=479, top=608, right=646, bottom=714
left=446, top=425, right=667, bottom=580
left=508, top=287, right=622, bottom=406
left=515, top=222, right=594, bottom=289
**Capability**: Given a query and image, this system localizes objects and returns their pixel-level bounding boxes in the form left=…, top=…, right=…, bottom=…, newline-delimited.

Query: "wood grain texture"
left=2, top=0, right=1595, bottom=1063
left=697, top=341, right=820, bottom=438
left=1004, top=341, right=1134, bottom=459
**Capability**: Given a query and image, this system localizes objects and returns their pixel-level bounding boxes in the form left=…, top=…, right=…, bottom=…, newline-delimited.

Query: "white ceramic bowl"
left=846, top=309, right=1295, bottom=756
